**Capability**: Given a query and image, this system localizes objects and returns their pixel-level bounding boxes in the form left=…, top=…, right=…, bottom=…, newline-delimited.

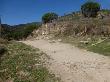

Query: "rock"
left=45, top=37, right=49, bottom=40
left=49, top=40, right=56, bottom=43
left=80, top=41, right=89, bottom=44
left=97, top=13, right=105, bottom=19
left=58, top=39, right=62, bottom=42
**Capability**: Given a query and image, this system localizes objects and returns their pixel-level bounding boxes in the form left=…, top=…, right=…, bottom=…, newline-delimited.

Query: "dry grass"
left=0, top=41, right=60, bottom=82
left=55, top=35, right=110, bottom=56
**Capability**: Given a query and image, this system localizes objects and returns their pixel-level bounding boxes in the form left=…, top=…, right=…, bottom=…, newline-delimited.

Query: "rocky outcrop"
left=28, top=15, right=110, bottom=40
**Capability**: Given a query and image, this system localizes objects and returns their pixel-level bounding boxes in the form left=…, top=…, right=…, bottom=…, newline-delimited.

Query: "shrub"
left=0, top=38, right=8, bottom=44
left=42, top=12, right=58, bottom=23
left=101, top=9, right=110, bottom=16
left=0, top=38, right=7, bottom=56
left=81, top=1, right=100, bottom=17
left=0, top=46, right=7, bottom=55
left=3, top=23, right=40, bottom=40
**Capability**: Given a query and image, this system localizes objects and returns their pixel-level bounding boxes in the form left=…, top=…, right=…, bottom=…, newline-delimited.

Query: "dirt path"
left=22, top=39, right=110, bottom=82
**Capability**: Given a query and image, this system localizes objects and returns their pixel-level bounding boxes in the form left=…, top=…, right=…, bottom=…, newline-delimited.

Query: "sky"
left=0, top=0, right=110, bottom=25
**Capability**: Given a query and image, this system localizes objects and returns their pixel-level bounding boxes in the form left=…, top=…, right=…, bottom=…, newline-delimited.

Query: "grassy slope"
left=85, top=39, right=110, bottom=56
left=0, top=42, right=60, bottom=82
left=54, top=36, right=110, bottom=56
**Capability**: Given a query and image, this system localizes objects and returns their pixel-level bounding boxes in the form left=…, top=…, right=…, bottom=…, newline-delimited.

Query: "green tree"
left=42, top=12, right=58, bottom=23
left=81, top=1, right=100, bottom=17
left=2, top=23, right=41, bottom=40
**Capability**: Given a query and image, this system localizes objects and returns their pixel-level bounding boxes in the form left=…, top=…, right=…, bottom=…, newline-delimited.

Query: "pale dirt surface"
left=22, top=39, right=110, bottom=82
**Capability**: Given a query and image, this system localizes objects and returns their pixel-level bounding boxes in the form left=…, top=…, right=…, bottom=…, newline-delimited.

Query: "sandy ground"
left=22, top=39, right=110, bottom=82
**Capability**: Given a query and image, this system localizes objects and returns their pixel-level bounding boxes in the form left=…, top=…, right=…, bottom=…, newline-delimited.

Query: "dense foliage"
left=81, top=1, right=100, bottom=17
left=1, top=22, right=41, bottom=40
left=101, top=9, right=110, bottom=16
left=42, top=12, right=58, bottom=23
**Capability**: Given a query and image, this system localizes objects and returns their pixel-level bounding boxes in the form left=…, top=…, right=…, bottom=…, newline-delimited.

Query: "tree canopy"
left=42, top=12, right=58, bottom=23
left=81, top=1, right=100, bottom=17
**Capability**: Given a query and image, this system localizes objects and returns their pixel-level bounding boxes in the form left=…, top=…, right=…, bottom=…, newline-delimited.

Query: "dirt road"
left=22, top=39, right=110, bottom=82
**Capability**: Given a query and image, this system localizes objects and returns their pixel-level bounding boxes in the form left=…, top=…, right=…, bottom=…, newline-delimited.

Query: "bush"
left=101, top=9, right=110, bottom=16
left=0, top=38, right=7, bottom=56
left=81, top=1, right=100, bottom=17
left=0, top=38, right=8, bottom=44
left=42, top=12, right=58, bottom=23
left=3, top=23, right=41, bottom=40
left=0, top=46, right=7, bottom=55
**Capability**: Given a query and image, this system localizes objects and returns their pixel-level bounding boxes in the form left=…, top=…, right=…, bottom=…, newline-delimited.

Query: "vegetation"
left=0, top=42, right=60, bottom=82
left=51, top=14, right=110, bottom=55
left=47, top=7, right=110, bottom=56
left=101, top=9, right=110, bottom=15
left=0, top=38, right=8, bottom=57
left=86, top=39, right=110, bottom=56
left=42, top=12, right=58, bottom=23
left=0, top=46, right=6, bottom=55
left=1, top=1, right=110, bottom=82
left=2, top=22, right=41, bottom=40
left=81, top=1, right=100, bottom=17
left=54, top=36, right=110, bottom=56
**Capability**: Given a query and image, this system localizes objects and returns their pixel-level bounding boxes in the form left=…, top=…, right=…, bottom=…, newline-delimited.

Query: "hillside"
left=27, top=11, right=110, bottom=56
left=31, top=11, right=110, bottom=37
left=1, top=1, right=110, bottom=82
left=1, top=22, right=41, bottom=40
left=0, top=40, right=60, bottom=82
left=20, top=10, right=110, bottom=82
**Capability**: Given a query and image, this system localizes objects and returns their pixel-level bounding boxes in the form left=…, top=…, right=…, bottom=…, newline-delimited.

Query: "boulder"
left=80, top=41, right=89, bottom=44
